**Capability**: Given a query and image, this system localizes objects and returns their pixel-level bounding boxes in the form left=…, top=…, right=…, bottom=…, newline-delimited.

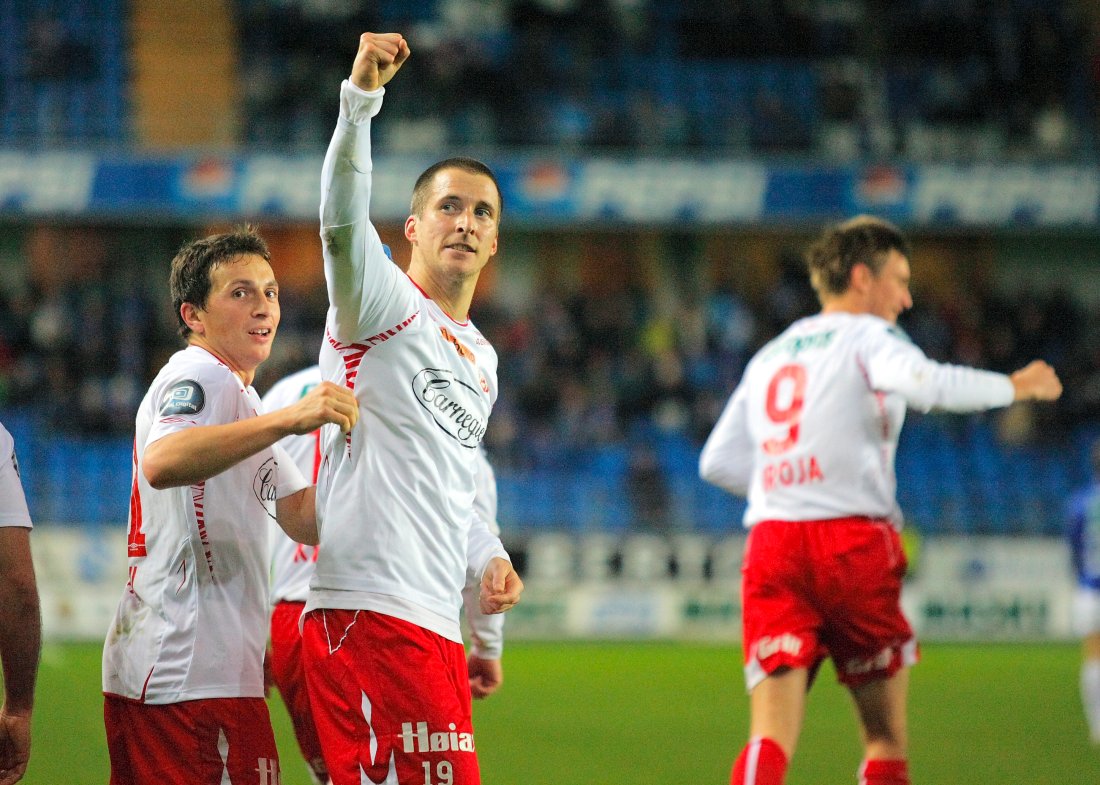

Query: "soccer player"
left=1067, top=438, right=1100, bottom=744
left=699, top=215, right=1063, bottom=785
left=101, top=227, right=359, bottom=785
left=302, top=32, right=522, bottom=785
left=0, top=421, right=40, bottom=785
left=263, top=366, right=508, bottom=783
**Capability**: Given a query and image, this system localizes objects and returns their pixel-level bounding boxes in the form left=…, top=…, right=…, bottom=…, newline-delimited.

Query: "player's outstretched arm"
left=1009, top=360, right=1063, bottom=402
left=349, top=32, right=409, bottom=93
left=144, top=382, right=358, bottom=489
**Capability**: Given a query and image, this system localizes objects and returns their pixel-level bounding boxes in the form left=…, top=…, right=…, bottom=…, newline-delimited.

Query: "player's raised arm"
left=320, top=33, right=410, bottom=343
left=349, top=32, right=409, bottom=93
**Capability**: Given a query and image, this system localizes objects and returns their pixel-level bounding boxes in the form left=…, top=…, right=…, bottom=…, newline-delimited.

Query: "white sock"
left=1081, top=659, right=1100, bottom=743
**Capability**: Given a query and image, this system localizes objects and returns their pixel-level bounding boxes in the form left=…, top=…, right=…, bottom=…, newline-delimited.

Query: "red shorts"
left=104, top=694, right=280, bottom=785
left=741, top=517, right=918, bottom=690
left=302, top=609, right=479, bottom=785
left=270, top=600, right=328, bottom=782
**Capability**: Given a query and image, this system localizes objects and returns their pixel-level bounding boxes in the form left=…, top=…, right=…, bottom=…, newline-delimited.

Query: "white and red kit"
left=102, top=345, right=308, bottom=704
left=699, top=311, right=1014, bottom=688
left=309, top=79, right=508, bottom=640
left=0, top=423, right=31, bottom=529
left=305, top=79, right=508, bottom=785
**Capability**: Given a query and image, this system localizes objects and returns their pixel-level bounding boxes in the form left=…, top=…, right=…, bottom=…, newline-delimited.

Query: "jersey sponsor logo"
left=254, top=457, right=278, bottom=507
left=755, top=633, right=803, bottom=661
left=159, top=379, right=205, bottom=416
left=439, top=326, right=475, bottom=364
left=255, top=756, right=281, bottom=785
left=761, top=329, right=835, bottom=361
left=412, top=369, right=488, bottom=447
left=843, top=646, right=894, bottom=676
left=761, top=455, right=824, bottom=492
left=399, top=721, right=475, bottom=754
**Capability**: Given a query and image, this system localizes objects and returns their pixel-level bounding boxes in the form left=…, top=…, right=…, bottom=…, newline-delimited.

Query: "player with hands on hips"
left=303, top=32, right=521, bottom=785
left=699, top=215, right=1061, bottom=785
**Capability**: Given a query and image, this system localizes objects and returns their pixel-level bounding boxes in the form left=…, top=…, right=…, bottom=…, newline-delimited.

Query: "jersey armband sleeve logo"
left=160, top=379, right=206, bottom=416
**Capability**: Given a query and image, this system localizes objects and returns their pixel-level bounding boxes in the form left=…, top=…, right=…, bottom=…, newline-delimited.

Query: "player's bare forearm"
left=0, top=530, right=39, bottom=716
left=274, top=487, right=319, bottom=546
left=144, top=383, right=357, bottom=489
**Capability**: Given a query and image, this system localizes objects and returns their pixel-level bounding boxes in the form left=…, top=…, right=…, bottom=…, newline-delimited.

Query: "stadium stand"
left=0, top=0, right=1098, bottom=538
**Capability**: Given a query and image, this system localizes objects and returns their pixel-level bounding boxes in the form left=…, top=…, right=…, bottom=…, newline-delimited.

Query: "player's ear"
left=180, top=302, right=205, bottom=335
left=850, top=261, right=873, bottom=292
left=404, top=214, right=418, bottom=244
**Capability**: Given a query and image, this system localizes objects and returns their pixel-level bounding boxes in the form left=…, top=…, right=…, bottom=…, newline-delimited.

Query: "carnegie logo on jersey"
left=411, top=368, right=488, bottom=447
left=253, top=456, right=278, bottom=506
left=159, top=379, right=205, bottom=416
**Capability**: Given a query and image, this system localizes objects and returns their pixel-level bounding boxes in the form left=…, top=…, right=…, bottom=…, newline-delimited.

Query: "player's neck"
left=406, top=268, right=476, bottom=323
left=188, top=337, right=256, bottom=387
left=821, top=293, right=869, bottom=316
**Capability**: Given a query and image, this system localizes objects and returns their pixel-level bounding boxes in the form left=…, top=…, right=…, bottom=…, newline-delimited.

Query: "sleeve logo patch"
left=160, top=379, right=206, bottom=416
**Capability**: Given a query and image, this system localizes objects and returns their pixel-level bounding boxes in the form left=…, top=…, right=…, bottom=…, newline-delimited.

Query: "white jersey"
left=0, top=423, right=31, bottom=528
left=102, top=346, right=308, bottom=703
left=262, top=365, right=323, bottom=604
left=310, top=80, right=508, bottom=644
left=265, top=364, right=508, bottom=655
left=699, top=312, right=1015, bottom=528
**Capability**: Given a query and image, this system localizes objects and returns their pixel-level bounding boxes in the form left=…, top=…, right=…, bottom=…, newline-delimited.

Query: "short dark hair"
left=410, top=157, right=503, bottom=219
left=169, top=226, right=271, bottom=338
left=804, top=215, right=911, bottom=304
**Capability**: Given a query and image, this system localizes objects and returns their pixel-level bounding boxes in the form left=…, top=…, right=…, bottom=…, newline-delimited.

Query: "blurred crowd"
left=234, top=0, right=1099, bottom=160
left=0, top=236, right=1095, bottom=477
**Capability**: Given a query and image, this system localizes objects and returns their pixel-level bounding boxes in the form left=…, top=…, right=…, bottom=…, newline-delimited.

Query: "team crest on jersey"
left=160, top=379, right=205, bottom=416
left=412, top=368, right=488, bottom=448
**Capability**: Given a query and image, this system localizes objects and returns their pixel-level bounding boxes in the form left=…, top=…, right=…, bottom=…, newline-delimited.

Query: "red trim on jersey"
left=311, top=428, right=322, bottom=483
left=191, top=482, right=216, bottom=581
left=325, top=311, right=420, bottom=390
left=127, top=439, right=147, bottom=558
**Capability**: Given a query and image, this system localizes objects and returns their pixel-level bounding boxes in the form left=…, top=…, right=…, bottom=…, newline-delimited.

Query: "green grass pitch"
left=18, top=640, right=1100, bottom=784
